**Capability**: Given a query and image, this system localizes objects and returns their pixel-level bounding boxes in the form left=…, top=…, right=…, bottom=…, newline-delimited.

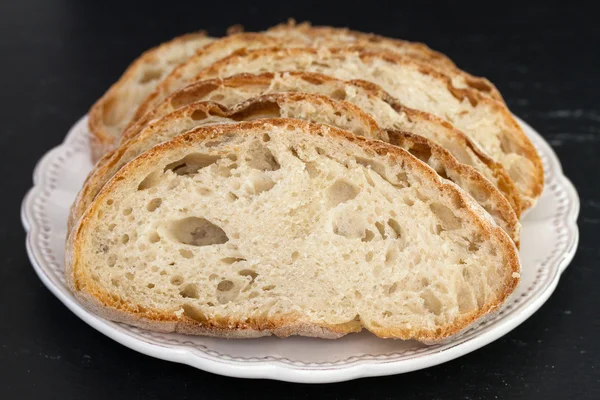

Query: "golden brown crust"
left=193, top=47, right=543, bottom=209
left=67, top=119, right=520, bottom=343
left=87, top=31, right=213, bottom=162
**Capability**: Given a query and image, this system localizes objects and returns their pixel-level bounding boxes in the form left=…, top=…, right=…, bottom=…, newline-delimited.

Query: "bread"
left=265, top=20, right=503, bottom=102
left=69, top=92, right=520, bottom=245
left=66, top=119, right=520, bottom=342
left=123, top=71, right=521, bottom=216
left=129, top=33, right=502, bottom=139
left=87, top=32, right=215, bottom=161
left=191, top=47, right=544, bottom=210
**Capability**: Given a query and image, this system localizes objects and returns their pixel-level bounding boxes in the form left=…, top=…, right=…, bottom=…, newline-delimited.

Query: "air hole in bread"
left=468, top=241, right=480, bottom=252
left=365, top=252, right=374, bottom=262
left=355, top=157, right=387, bottom=180
left=147, top=283, right=155, bottom=289
left=107, top=254, right=116, bottom=267
left=217, top=280, right=234, bottom=291
left=245, top=171, right=276, bottom=195
left=138, top=170, right=162, bottom=190
left=403, top=197, right=415, bottom=207
left=182, top=304, right=208, bottom=322
left=382, top=311, right=393, bottom=318
left=168, top=217, right=229, bottom=247
left=388, top=282, right=399, bottom=295
left=221, top=257, right=246, bottom=264
left=291, top=251, right=300, bottom=262
left=262, top=285, right=276, bottom=291
left=190, top=110, right=209, bottom=121
left=354, top=290, right=362, bottom=299
left=123, top=207, right=132, bottom=216
left=108, top=223, right=116, bottom=231
left=327, top=180, right=359, bottom=208
left=216, top=280, right=239, bottom=304
left=430, top=203, right=462, bottom=230
left=107, top=199, right=114, bottom=206
left=395, top=172, right=410, bottom=188
left=166, top=153, right=220, bottom=176
left=332, top=214, right=365, bottom=239
left=125, top=272, right=134, bottom=281
left=421, top=289, right=442, bottom=315
left=179, top=249, right=193, bottom=259
left=305, top=162, right=319, bottom=178
left=435, top=166, right=450, bottom=180
left=262, top=133, right=271, bottom=142
left=315, top=147, right=325, bottom=156
left=387, top=219, right=402, bottom=238
left=180, top=283, right=199, bottom=299
left=289, top=147, right=302, bottom=160
left=362, top=229, right=375, bottom=242
left=147, top=198, right=162, bottom=212
left=170, top=275, right=184, bottom=285
left=148, top=232, right=160, bottom=243
left=246, top=142, right=280, bottom=171
left=375, top=221, right=387, bottom=239
left=329, top=88, right=347, bottom=101
left=227, top=192, right=239, bottom=202
left=139, top=68, right=162, bottom=84
left=407, top=143, right=432, bottom=164
left=121, top=234, right=129, bottom=244
left=238, top=269, right=258, bottom=284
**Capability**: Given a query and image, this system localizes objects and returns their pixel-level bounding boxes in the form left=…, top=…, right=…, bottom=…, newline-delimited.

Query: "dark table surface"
left=1, top=0, right=598, bottom=398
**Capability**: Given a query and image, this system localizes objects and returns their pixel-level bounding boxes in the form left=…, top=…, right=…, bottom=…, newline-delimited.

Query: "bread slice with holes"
left=66, top=119, right=520, bottom=342
left=88, top=32, right=215, bottom=161
left=69, top=92, right=520, bottom=246
left=130, top=33, right=501, bottom=135
left=123, top=71, right=520, bottom=216
left=191, top=47, right=544, bottom=210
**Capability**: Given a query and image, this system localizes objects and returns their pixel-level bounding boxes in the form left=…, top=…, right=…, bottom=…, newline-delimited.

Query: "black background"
left=1, top=0, right=599, bottom=398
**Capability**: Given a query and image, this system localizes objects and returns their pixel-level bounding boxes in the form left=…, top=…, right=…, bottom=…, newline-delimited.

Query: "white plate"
left=21, top=115, right=580, bottom=383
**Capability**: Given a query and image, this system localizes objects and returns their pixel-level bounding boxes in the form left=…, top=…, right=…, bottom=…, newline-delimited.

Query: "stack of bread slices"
left=66, top=21, right=542, bottom=342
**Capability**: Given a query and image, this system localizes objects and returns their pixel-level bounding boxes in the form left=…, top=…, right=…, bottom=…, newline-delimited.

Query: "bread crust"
left=66, top=119, right=520, bottom=343
left=192, top=47, right=544, bottom=209
left=88, top=32, right=214, bottom=161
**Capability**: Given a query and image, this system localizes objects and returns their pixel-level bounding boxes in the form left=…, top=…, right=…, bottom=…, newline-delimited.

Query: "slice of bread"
left=66, top=119, right=520, bottom=342
left=130, top=33, right=501, bottom=138
left=265, top=20, right=503, bottom=102
left=124, top=72, right=520, bottom=215
left=192, top=47, right=544, bottom=210
left=69, top=92, right=520, bottom=245
left=88, top=32, right=215, bottom=161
